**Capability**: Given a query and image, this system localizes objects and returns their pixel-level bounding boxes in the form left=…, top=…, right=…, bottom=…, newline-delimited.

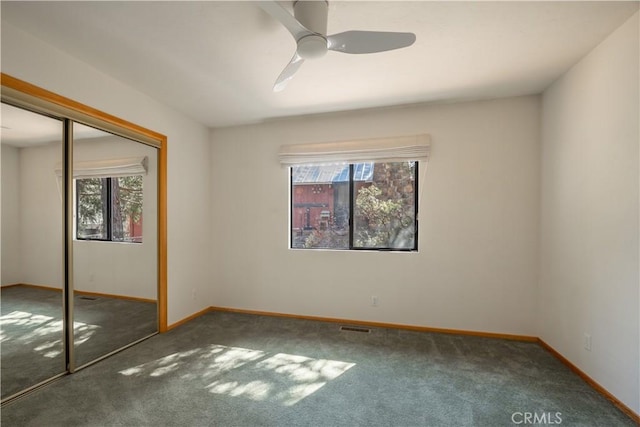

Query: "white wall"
left=540, top=12, right=639, bottom=414
left=211, top=95, right=541, bottom=336
left=1, top=22, right=213, bottom=324
left=1, top=144, right=22, bottom=285
left=19, top=142, right=64, bottom=289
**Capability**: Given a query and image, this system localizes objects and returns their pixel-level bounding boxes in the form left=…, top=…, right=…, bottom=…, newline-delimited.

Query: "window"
left=291, top=161, right=418, bottom=251
left=76, top=175, right=143, bottom=243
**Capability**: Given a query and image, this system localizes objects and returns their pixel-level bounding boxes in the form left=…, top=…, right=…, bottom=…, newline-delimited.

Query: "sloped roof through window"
left=292, top=163, right=373, bottom=184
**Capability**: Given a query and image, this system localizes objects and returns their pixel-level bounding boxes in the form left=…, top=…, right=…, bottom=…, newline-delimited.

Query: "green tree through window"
left=76, top=176, right=143, bottom=243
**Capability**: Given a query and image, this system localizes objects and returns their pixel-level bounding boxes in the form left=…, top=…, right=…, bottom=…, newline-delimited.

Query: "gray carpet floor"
left=1, top=311, right=635, bottom=426
left=1, top=285, right=157, bottom=399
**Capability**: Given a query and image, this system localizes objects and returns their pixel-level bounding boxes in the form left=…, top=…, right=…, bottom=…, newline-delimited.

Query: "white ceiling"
left=0, top=103, right=62, bottom=147
left=0, top=103, right=107, bottom=147
left=1, top=1, right=638, bottom=128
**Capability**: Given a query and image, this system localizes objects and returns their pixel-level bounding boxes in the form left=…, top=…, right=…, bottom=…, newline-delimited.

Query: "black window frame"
left=290, top=162, right=419, bottom=252
left=75, top=176, right=142, bottom=243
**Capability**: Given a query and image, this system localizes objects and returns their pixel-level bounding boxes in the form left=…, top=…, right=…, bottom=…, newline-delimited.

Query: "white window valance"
left=278, top=134, right=430, bottom=166
left=55, top=156, right=148, bottom=179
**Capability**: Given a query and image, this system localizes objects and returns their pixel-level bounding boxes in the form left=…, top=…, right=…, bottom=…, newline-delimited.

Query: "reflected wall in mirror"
left=0, top=103, right=65, bottom=399
left=72, top=123, right=158, bottom=368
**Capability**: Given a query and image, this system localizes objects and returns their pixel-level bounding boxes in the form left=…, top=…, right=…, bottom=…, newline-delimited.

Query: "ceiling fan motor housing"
left=294, top=0, right=328, bottom=59
left=297, top=35, right=327, bottom=59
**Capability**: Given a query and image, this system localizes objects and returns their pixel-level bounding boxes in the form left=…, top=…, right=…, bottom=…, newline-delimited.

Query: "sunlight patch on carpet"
left=207, top=380, right=272, bottom=401
left=118, top=345, right=264, bottom=378
left=204, top=349, right=355, bottom=406
left=0, top=311, right=55, bottom=331
left=0, top=310, right=100, bottom=358
left=117, top=344, right=355, bottom=406
left=74, top=322, right=100, bottom=346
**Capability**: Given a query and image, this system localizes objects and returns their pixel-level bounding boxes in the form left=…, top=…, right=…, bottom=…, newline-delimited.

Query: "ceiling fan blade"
left=274, top=53, right=305, bottom=92
left=327, top=30, right=416, bottom=54
left=258, top=1, right=312, bottom=41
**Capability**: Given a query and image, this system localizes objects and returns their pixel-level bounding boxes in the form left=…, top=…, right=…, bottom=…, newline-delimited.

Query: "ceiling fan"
left=258, top=0, right=416, bottom=92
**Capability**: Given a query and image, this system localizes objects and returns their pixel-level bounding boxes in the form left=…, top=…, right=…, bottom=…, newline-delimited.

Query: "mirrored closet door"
left=72, top=124, right=158, bottom=368
left=0, top=76, right=165, bottom=402
left=0, top=103, right=66, bottom=400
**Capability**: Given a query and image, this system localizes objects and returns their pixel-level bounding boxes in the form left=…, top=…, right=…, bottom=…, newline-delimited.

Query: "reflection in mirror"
left=72, top=123, right=158, bottom=368
left=0, top=103, right=65, bottom=399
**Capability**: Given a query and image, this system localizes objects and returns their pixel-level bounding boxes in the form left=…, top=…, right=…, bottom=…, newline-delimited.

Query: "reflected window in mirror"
left=76, top=176, right=143, bottom=243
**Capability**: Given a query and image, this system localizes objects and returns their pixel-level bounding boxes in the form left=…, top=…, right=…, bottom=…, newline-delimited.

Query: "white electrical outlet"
left=371, top=296, right=379, bottom=307
left=583, top=333, right=592, bottom=351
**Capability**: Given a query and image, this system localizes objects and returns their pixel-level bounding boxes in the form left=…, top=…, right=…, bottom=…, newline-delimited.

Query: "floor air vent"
left=79, top=296, right=98, bottom=301
left=340, top=326, right=371, bottom=333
